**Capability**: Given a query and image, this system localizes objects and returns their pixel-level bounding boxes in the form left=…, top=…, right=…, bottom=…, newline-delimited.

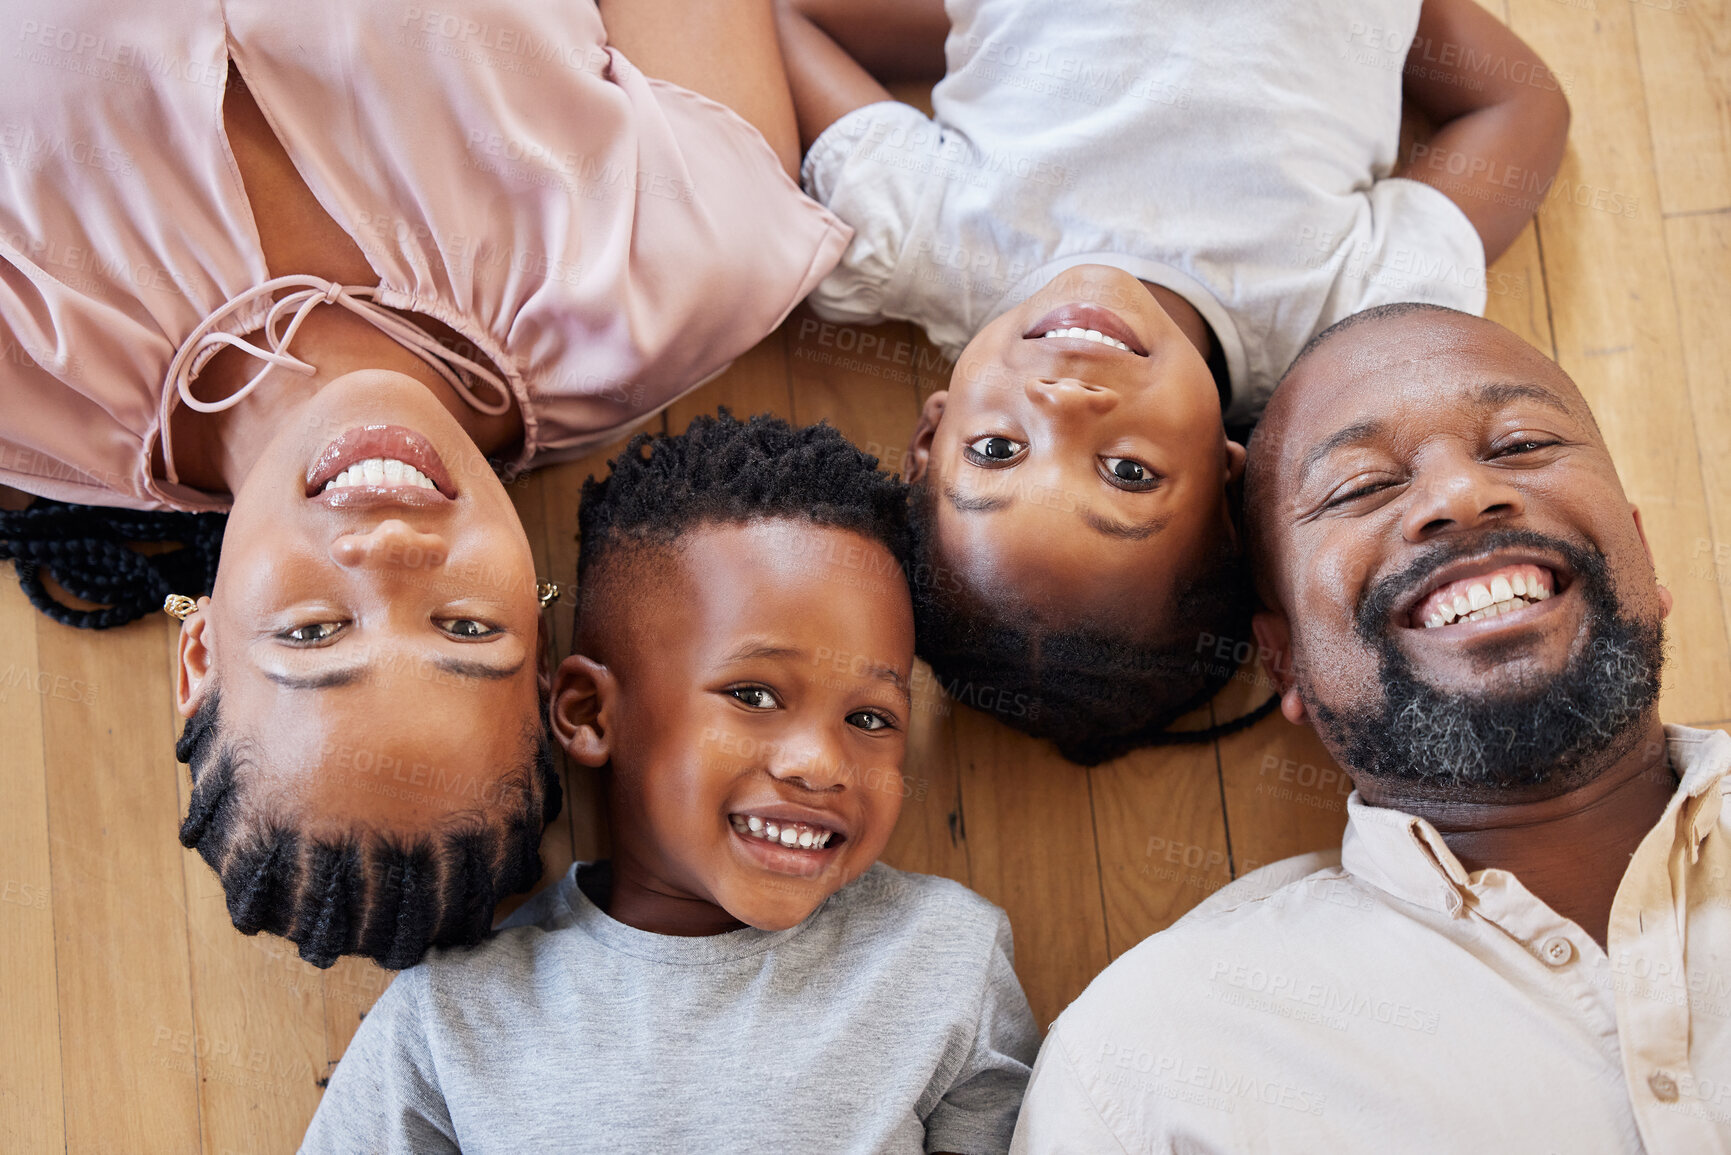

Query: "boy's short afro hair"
left=576, top=410, right=910, bottom=601
left=906, top=481, right=1264, bottom=766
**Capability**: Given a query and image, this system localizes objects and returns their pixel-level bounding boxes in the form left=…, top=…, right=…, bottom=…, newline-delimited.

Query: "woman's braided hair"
left=0, top=500, right=226, bottom=629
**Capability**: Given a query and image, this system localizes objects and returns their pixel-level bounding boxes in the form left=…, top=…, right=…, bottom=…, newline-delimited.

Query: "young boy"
left=300, top=412, right=1040, bottom=1153
left=775, top=0, right=1570, bottom=764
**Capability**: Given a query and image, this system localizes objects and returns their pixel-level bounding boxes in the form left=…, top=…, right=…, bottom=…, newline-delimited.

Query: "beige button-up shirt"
left=1011, top=725, right=1731, bottom=1153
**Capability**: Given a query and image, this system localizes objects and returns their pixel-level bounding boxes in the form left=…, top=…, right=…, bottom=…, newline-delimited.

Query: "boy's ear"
left=1250, top=610, right=1305, bottom=724
left=551, top=654, right=617, bottom=767
left=175, top=597, right=215, bottom=717
left=903, top=391, right=946, bottom=484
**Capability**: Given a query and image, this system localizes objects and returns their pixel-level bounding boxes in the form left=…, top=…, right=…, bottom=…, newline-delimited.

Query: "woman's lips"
left=305, top=424, right=457, bottom=502
left=1023, top=303, right=1148, bottom=355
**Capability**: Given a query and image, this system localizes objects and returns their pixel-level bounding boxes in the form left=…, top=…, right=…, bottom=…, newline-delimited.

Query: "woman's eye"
left=728, top=686, right=780, bottom=710
left=846, top=709, right=895, bottom=732
left=278, top=621, right=343, bottom=644
left=1102, top=457, right=1157, bottom=488
left=965, top=435, right=1025, bottom=462
left=437, top=618, right=501, bottom=639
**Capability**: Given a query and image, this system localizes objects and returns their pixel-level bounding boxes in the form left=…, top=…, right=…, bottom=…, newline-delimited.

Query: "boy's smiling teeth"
left=1415, top=563, right=1555, bottom=629
left=730, top=814, right=835, bottom=850
left=1038, top=327, right=1132, bottom=352
left=321, top=456, right=440, bottom=492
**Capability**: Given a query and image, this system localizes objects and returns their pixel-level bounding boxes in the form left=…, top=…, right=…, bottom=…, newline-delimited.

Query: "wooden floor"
left=4, top=1, right=1731, bottom=1151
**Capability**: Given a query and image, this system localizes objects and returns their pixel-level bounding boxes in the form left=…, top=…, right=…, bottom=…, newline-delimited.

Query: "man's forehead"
left=1267, top=315, right=1583, bottom=479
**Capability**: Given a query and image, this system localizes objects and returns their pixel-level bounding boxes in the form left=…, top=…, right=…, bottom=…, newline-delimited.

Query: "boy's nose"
left=767, top=732, right=849, bottom=793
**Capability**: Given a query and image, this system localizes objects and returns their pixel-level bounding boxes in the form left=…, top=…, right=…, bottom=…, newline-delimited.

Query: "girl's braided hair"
left=0, top=499, right=226, bottom=629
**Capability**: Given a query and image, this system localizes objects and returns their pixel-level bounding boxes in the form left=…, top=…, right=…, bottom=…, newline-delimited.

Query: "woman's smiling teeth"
left=321, top=457, right=439, bottom=492
left=731, top=814, right=835, bottom=850
left=1038, top=326, right=1133, bottom=352
left=1416, top=563, right=1555, bottom=629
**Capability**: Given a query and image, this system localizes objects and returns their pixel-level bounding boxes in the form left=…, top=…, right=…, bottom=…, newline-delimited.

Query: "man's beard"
left=1306, top=529, right=1664, bottom=794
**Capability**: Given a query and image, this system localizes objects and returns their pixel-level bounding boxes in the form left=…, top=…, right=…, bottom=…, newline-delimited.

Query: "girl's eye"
left=279, top=621, right=343, bottom=644
left=728, top=686, right=780, bottom=710
left=846, top=710, right=895, bottom=732
left=965, top=435, right=1026, bottom=462
left=437, top=618, right=501, bottom=639
left=1102, top=457, right=1157, bottom=488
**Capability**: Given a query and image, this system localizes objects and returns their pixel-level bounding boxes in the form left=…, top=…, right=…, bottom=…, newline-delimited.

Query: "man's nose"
left=1024, top=376, right=1119, bottom=415
left=328, top=520, right=450, bottom=570
left=1400, top=453, right=1525, bottom=542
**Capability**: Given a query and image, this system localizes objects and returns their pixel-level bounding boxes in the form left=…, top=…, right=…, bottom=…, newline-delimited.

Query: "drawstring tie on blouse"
left=165, top=274, right=512, bottom=416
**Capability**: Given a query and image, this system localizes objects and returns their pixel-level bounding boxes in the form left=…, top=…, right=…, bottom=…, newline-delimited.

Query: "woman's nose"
left=327, top=519, right=450, bottom=570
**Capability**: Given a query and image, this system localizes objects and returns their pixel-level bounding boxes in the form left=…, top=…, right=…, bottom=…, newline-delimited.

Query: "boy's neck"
left=595, top=854, right=747, bottom=937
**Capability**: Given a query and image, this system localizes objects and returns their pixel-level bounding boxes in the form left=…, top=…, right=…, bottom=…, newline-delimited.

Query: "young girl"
left=775, top=0, right=1569, bottom=763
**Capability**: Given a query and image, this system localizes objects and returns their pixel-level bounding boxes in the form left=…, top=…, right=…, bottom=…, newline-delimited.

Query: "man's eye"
left=965, top=435, right=1026, bottom=463
left=278, top=621, right=343, bottom=644
left=1323, top=478, right=1397, bottom=509
left=1494, top=438, right=1560, bottom=458
left=728, top=686, right=780, bottom=710
left=846, top=710, right=896, bottom=732
left=437, top=618, right=501, bottom=639
left=1102, top=456, right=1158, bottom=489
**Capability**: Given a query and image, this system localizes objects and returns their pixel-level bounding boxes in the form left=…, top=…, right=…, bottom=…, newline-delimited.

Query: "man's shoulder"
left=1054, top=852, right=1360, bottom=1031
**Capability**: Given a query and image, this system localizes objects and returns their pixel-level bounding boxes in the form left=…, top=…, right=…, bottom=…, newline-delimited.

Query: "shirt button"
left=1539, top=936, right=1574, bottom=966
left=1648, top=1071, right=1679, bottom=1102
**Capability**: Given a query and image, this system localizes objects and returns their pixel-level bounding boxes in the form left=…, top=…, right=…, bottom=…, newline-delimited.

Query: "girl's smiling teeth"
left=730, top=814, right=836, bottom=850
left=1038, top=327, right=1133, bottom=352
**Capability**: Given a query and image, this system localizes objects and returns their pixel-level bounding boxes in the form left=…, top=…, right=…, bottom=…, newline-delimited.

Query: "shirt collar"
left=1340, top=724, right=1730, bottom=912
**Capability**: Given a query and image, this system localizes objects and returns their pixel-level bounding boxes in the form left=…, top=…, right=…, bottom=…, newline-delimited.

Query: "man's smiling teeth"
left=322, top=457, right=439, bottom=492
left=730, top=814, right=834, bottom=850
left=1039, top=327, right=1132, bottom=352
left=1417, top=563, right=1555, bottom=629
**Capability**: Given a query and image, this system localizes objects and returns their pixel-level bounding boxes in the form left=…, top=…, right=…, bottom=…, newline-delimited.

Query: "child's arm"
left=1396, top=0, right=1570, bottom=264
left=772, top=0, right=947, bottom=152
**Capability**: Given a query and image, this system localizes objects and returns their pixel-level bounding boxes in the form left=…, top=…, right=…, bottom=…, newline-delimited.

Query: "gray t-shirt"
left=301, top=863, right=1040, bottom=1154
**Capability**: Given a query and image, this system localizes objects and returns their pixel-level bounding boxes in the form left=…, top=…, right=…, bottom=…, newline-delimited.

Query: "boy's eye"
left=278, top=621, right=344, bottom=644
left=437, top=618, right=501, bottom=639
left=1101, top=456, right=1158, bottom=489
left=965, top=435, right=1026, bottom=463
left=728, top=686, right=780, bottom=710
left=846, top=710, right=895, bottom=732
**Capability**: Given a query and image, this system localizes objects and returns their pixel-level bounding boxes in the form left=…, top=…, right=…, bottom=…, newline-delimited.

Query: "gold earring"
left=536, top=581, right=561, bottom=609
left=162, top=594, right=197, bottom=621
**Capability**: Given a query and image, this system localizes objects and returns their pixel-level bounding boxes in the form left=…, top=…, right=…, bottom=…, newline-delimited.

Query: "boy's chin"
left=716, top=879, right=843, bottom=932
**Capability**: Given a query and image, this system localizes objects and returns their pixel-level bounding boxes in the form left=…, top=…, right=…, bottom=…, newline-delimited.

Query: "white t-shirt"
left=802, top=0, right=1487, bottom=425
left=301, top=862, right=1040, bottom=1154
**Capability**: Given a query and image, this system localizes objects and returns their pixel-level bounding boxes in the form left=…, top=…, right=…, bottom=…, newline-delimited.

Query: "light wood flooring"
left=4, top=0, right=1731, bottom=1149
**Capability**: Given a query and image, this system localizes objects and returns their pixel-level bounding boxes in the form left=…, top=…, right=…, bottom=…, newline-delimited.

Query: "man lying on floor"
left=1012, top=305, right=1731, bottom=1154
